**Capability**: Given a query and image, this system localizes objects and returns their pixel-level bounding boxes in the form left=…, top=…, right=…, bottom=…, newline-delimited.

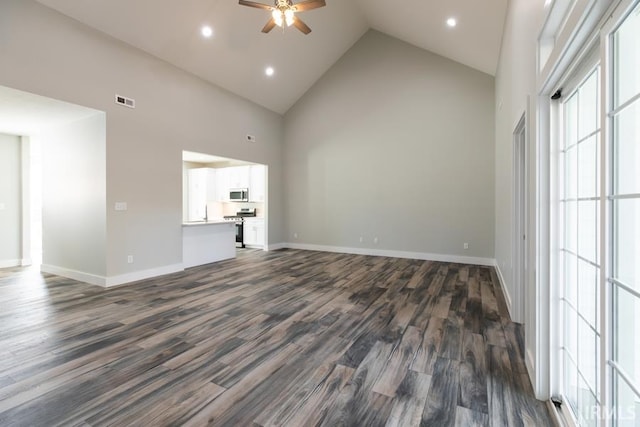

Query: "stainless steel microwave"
left=229, top=188, right=249, bottom=202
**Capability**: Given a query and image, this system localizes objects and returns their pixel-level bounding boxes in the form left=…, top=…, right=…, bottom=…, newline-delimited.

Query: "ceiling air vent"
left=115, top=94, right=135, bottom=109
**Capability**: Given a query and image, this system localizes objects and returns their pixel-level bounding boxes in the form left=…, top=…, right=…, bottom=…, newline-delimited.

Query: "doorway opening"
left=0, top=85, right=105, bottom=273
left=512, top=112, right=527, bottom=324
left=182, top=151, right=268, bottom=251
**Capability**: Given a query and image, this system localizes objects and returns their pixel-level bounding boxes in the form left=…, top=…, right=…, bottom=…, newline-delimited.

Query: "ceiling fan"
left=238, top=0, right=326, bottom=35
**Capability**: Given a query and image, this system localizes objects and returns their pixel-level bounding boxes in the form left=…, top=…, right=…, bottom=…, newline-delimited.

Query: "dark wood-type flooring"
left=0, top=249, right=551, bottom=426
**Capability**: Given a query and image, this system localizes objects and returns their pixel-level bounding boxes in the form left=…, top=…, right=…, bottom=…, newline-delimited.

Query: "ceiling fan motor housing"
left=275, top=0, right=294, bottom=11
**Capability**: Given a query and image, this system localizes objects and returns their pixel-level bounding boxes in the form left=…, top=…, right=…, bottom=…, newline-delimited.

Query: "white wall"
left=37, top=114, right=107, bottom=277
left=0, top=0, right=284, bottom=282
left=0, top=133, right=21, bottom=267
left=283, top=30, right=495, bottom=262
left=494, top=0, right=548, bottom=397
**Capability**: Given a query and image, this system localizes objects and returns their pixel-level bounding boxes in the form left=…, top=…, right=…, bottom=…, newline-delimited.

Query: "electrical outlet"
left=246, top=134, right=256, bottom=143
left=464, top=243, right=469, bottom=249
left=359, top=236, right=363, bottom=243
left=0, top=203, right=5, bottom=210
left=127, top=255, right=133, bottom=264
left=115, top=202, right=127, bottom=211
left=293, top=232, right=298, bottom=239
left=373, top=237, right=379, bottom=245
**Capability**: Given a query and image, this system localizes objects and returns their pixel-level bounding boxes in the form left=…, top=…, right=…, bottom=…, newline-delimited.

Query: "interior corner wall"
left=0, top=0, right=284, bottom=280
left=494, top=0, right=548, bottom=398
left=283, top=30, right=495, bottom=260
left=37, top=114, right=107, bottom=277
left=0, top=133, right=22, bottom=267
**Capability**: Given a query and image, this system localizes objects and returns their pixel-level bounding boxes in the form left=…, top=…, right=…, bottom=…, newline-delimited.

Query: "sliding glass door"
left=555, top=1, right=640, bottom=425
left=560, top=65, right=601, bottom=426
left=609, top=3, right=640, bottom=425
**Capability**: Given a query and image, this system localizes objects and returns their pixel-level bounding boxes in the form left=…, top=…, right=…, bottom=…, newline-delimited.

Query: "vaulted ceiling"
left=36, top=0, right=508, bottom=114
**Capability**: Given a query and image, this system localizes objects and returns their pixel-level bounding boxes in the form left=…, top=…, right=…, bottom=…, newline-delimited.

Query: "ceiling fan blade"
left=238, top=0, right=273, bottom=11
left=292, top=16, right=312, bottom=34
left=293, top=0, right=326, bottom=12
left=262, top=18, right=277, bottom=33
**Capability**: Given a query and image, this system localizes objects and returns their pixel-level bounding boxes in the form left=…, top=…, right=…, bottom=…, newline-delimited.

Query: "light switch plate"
left=0, top=203, right=5, bottom=210
left=115, top=202, right=127, bottom=211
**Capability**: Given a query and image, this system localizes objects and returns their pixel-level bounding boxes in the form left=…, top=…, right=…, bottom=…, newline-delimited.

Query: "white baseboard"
left=283, top=242, right=495, bottom=266
left=41, top=263, right=184, bottom=288
left=526, top=347, right=539, bottom=397
left=0, top=259, right=22, bottom=268
left=41, top=264, right=106, bottom=286
left=266, top=242, right=288, bottom=251
left=37, top=244, right=494, bottom=288
left=104, top=263, right=184, bottom=288
left=493, top=262, right=514, bottom=319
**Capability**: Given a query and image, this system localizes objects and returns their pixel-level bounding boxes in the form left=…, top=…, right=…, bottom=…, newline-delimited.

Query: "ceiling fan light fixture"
left=284, top=9, right=295, bottom=26
left=272, top=9, right=284, bottom=27
left=238, top=0, right=325, bottom=34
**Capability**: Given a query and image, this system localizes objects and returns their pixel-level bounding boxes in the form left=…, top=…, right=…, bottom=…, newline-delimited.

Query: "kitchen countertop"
left=182, top=219, right=230, bottom=227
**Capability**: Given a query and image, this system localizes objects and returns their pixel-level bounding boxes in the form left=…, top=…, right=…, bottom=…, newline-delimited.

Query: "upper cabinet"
left=224, top=166, right=250, bottom=189
left=215, top=165, right=265, bottom=202
left=249, top=165, right=266, bottom=202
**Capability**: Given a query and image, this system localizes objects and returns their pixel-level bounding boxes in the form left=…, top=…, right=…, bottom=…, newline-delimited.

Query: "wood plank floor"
left=0, top=249, right=552, bottom=426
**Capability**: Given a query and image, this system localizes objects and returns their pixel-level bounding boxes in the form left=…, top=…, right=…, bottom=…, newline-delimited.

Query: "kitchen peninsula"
left=182, top=220, right=235, bottom=268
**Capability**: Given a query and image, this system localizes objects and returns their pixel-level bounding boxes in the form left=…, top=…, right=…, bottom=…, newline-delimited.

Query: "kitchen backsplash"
left=207, top=201, right=264, bottom=218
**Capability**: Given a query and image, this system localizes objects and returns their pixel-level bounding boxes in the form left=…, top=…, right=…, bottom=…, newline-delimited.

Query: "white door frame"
left=512, top=113, right=528, bottom=324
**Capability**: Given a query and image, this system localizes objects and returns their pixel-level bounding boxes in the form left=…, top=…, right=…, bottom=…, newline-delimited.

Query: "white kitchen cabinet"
left=243, top=218, right=265, bottom=247
left=215, top=168, right=228, bottom=202
left=216, top=166, right=250, bottom=201
left=249, top=164, right=266, bottom=202
left=187, top=168, right=216, bottom=221
left=225, top=166, right=250, bottom=189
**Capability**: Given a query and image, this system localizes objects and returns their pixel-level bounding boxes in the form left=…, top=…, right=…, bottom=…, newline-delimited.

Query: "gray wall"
left=283, top=30, right=495, bottom=259
left=0, top=0, right=284, bottom=279
left=494, top=0, right=547, bottom=391
left=0, top=133, right=21, bottom=267
left=37, top=114, right=107, bottom=276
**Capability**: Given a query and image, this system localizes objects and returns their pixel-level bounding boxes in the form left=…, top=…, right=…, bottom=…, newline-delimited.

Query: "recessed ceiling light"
left=265, top=66, right=275, bottom=77
left=446, top=18, right=457, bottom=28
left=201, top=25, right=213, bottom=38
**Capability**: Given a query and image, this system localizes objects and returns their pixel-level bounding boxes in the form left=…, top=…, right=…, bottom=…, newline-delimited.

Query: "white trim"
left=0, top=259, right=22, bottom=269
left=266, top=242, right=287, bottom=251
left=512, top=111, right=528, bottom=324
left=527, top=348, right=537, bottom=385
left=283, top=242, right=495, bottom=266
left=40, top=263, right=185, bottom=288
left=538, top=0, right=614, bottom=93
left=547, top=400, right=576, bottom=427
left=244, top=244, right=267, bottom=251
left=542, top=95, right=557, bottom=401
left=104, top=263, right=184, bottom=288
left=41, top=264, right=106, bottom=286
left=494, top=262, right=514, bottom=318
left=21, top=257, right=32, bottom=266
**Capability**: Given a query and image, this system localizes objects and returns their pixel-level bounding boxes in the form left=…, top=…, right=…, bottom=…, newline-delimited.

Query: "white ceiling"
left=35, top=0, right=507, bottom=115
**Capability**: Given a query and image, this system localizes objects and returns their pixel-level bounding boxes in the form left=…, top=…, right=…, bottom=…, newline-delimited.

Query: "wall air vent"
left=115, top=94, right=135, bottom=109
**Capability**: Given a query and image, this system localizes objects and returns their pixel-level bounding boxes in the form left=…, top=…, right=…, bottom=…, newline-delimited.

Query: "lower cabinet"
left=243, top=218, right=265, bottom=247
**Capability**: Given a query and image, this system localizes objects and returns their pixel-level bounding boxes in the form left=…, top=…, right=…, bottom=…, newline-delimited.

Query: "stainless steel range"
left=223, top=208, right=256, bottom=248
